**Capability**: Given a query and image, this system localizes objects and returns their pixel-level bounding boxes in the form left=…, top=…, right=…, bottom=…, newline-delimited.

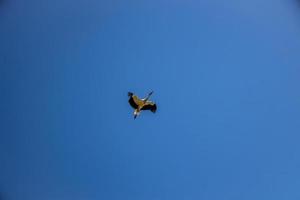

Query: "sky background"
left=1, top=0, right=300, bottom=199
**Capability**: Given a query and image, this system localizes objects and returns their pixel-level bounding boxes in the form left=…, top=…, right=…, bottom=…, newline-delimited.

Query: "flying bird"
left=128, top=91, right=157, bottom=119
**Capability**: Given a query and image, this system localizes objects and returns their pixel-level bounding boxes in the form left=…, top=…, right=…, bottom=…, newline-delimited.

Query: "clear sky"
left=1, top=0, right=300, bottom=199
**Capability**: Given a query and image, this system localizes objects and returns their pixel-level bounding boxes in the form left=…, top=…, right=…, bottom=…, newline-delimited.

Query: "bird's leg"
left=148, top=91, right=153, bottom=96
left=144, top=91, right=153, bottom=102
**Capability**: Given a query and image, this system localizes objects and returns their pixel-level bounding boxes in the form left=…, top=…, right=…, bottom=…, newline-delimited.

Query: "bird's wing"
left=132, top=95, right=144, bottom=107
left=129, top=95, right=145, bottom=109
left=141, top=101, right=157, bottom=113
left=128, top=95, right=138, bottom=109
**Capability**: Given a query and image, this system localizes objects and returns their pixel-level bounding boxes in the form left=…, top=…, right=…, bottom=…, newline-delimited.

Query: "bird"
left=128, top=91, right=157, bottom=119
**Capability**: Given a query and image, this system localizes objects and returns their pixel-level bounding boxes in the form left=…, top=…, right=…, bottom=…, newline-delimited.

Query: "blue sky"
left=1, top=0, right=300, bottom=199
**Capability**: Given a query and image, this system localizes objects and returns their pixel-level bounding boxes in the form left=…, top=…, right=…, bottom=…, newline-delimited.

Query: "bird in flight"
left=128, top=91, right=157, bottom=119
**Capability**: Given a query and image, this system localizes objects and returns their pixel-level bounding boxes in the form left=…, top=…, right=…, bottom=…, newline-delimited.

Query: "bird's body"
left=128, top=91, right=157, bottom=119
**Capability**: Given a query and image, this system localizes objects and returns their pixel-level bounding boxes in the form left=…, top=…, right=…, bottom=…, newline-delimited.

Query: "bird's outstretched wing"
left=141, top=101, right=157, bottom=113
left=128, top=98, right=138, bottom=109
left=128, top=93, right=144, bottom=109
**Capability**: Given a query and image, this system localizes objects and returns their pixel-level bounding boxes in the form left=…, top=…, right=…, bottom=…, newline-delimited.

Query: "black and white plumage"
left=128, top=91, right=157, bottom=119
